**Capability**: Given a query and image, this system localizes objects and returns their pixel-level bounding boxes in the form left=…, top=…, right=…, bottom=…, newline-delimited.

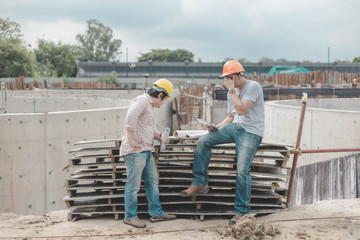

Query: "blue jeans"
left=123, top=151, right=164, bottom=220
left=192, top=123, right=262, bottom=215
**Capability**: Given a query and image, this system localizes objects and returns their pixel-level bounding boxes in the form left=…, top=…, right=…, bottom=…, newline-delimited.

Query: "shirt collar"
left=144, top=93, right=153, bottom=105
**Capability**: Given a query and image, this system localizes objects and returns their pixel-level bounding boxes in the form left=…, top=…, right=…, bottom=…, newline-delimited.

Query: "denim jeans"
left=192, top=123, right=262, bottom=215
left=123, top=151, right=164, bottom=220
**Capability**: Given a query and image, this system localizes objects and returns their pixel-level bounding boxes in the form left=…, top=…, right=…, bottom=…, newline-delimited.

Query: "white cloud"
left=22, top=20, right=85, bottom=48
left=1, top=0, right=360, bottom=62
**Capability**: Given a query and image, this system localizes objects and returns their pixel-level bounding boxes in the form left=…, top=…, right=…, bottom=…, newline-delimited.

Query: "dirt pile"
left=215, top=214, right=281, bottom=240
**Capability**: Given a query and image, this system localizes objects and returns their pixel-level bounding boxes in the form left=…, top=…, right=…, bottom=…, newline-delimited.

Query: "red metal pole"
left=286, top=100, right=307, bottom=208
left=290, top=148, right=360, bottom=154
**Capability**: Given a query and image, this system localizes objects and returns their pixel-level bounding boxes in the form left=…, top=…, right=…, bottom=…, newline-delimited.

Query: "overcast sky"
left=1, top=0, right=359, bottom=63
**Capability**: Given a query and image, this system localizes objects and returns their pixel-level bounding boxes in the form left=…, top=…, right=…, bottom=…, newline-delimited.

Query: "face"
left=224, top=74, right=241, bottom=87
left=154, top=93, right=168, bottom=108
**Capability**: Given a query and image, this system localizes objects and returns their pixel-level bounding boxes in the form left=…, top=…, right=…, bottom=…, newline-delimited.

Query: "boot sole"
left=124, top=220, right=146, bottom=228
left=150, top=217, right=176, bottom=223
left=180, top=188, right=209, bottom=197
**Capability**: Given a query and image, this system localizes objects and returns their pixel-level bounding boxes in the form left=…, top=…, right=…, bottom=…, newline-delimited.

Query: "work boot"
left=150, top=212, right=176, bottom=223
left=228, top=214, right=243, bottom=225
left=124, top=217, right=146, bottom=228
left=180, top=185, right=209, bottom=197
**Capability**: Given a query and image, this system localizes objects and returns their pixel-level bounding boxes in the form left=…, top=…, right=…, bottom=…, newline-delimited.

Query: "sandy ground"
left=0, top=198, right=359, bottom=240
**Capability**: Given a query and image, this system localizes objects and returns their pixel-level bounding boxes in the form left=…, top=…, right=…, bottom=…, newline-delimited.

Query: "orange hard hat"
left=220, top=60, right=245, bottom=77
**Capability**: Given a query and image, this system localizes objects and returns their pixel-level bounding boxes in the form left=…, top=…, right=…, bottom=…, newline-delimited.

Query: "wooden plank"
left=64, top=189, right=282, bottom=202
left=67, top=201, right=285, bottom=209
left=159, top=175, right=287, bottom=183
left=70, top=154, right=113, bottom=159
left=68, top=208, right=283, bottom=218
left=70, top=161, right=124, bottom=168
left=69, top=146, right=117, bottom=153
left=157, top=167, right=290, bottom=179
left=74, top=139, right=121, bottom=146
left=71, top=167, right=126, bottom=175
left=157, top=160, right=289, bottom=171
left=65, top=182, right=275, bottom=193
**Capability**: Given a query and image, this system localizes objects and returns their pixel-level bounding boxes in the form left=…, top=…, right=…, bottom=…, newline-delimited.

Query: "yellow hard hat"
left=153, top=78, right=173, bottom=100
left=220, top=60, right=245, bottom=77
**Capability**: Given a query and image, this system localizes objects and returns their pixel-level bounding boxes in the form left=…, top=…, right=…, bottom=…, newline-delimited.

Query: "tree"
left=0, top=38, right=35, bottom=77
left=76, top=19, right=122, bottom=62
left=0, top=17, right=23, bottom=40
left=258, top=56, right=276, bottom=63
left=138, top=49, right=194, bottom=62
left=353, top=56, right=360, bottom=63
left=237, top=58, right=252, bottom=63
left=275, top=58, right=290, bottom=63
left=0, top=17, right=35, bottom=77
left=34, top=39, right=77, bottom=77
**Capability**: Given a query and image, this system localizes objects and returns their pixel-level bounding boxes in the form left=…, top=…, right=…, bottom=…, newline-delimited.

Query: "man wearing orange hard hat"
left=181, top=60, right=265, bottom=225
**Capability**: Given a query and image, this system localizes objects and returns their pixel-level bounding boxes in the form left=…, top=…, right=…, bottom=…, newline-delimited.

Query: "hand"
left=224, top=78, right=235, bottom=90
left=206, top=124, right=217, bottom=132
left=128, top=138, right=142, bottom=152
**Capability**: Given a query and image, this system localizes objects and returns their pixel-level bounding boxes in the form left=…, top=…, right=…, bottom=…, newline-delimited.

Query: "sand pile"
left=215, top=214, right=281, bottom=240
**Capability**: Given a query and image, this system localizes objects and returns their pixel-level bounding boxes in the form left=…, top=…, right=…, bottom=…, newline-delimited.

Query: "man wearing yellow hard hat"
left=181, top=60, right=265, bottom=225
left=120, top=78, right=176, bottom=228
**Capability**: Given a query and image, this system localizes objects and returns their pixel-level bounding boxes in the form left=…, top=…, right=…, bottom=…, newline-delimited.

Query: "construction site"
left=0, top=68, right=360, bottom=239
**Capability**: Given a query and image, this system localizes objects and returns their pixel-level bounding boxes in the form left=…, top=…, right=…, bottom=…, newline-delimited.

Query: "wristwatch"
left=229, top=89, right=236, bottom=94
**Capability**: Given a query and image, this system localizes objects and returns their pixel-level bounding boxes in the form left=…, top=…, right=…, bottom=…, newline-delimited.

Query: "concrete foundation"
left=209, top=97, right=360, bottom=166
left=264, top=98, right=360, bottom=166
left=0, top=89, right=172, bottom=215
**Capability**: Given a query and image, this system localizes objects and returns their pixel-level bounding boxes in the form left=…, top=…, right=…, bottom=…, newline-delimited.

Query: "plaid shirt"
left=120, top=94, right=160, bottom=156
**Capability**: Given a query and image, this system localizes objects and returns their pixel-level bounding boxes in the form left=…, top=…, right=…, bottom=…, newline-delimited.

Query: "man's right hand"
left=128, top=139, right=142, bottom=152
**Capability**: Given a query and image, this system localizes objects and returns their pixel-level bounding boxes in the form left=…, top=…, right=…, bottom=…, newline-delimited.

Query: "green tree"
left=353, top=56, right=360, bottom=63
left=237, top=58, right=252, bottom=63
left=0, top=17, right=23, bottom=40
left=258, top=56, right=276, bottom=63
left=0, top=39, right=35, bottom=77
left=224, top=57, right=251, bottom=63
left=76, top=19, right=122, bottom=62
left=275, top=58, right=290, bottom=63
left=0, top=17, right=35, bottom=77
left=138, top=49, right=194, bottom=62
left=34, top=39, right=77, bottom=77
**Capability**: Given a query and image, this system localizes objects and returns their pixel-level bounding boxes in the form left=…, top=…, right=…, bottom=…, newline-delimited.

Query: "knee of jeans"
left=237, top=164, right=251, bottom=177
left=126, top=182, right=141, bottom=193
left=197, top=135, right=210, bottom=149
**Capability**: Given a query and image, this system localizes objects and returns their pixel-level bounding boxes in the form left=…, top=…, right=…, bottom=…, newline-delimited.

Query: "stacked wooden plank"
left=64, top=139, right=290, bottom=221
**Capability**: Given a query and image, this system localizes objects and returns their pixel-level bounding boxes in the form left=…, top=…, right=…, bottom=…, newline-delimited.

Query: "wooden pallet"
left=64, top=139, right=291, bottom=221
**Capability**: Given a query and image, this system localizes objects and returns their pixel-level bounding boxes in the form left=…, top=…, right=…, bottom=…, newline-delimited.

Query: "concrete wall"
left=0, top=108, right=128, bottom=214
left=264, top=98, right=360, bottom=166
left=0, top=89, right=174, bottom=215
left=5, top=96, right=131, bottom=113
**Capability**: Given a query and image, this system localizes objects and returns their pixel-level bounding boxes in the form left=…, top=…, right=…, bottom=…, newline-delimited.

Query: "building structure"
left=76, top=61, right=360, bottom=79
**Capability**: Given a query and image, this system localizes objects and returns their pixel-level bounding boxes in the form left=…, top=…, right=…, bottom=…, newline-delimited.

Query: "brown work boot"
left=150, top=212, right=176, bottom=223
left=124, top=217, right=146, bottom=228
left=228, top=214, right=244, bottom=225
left=180, top=185, right=209, bottom=197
